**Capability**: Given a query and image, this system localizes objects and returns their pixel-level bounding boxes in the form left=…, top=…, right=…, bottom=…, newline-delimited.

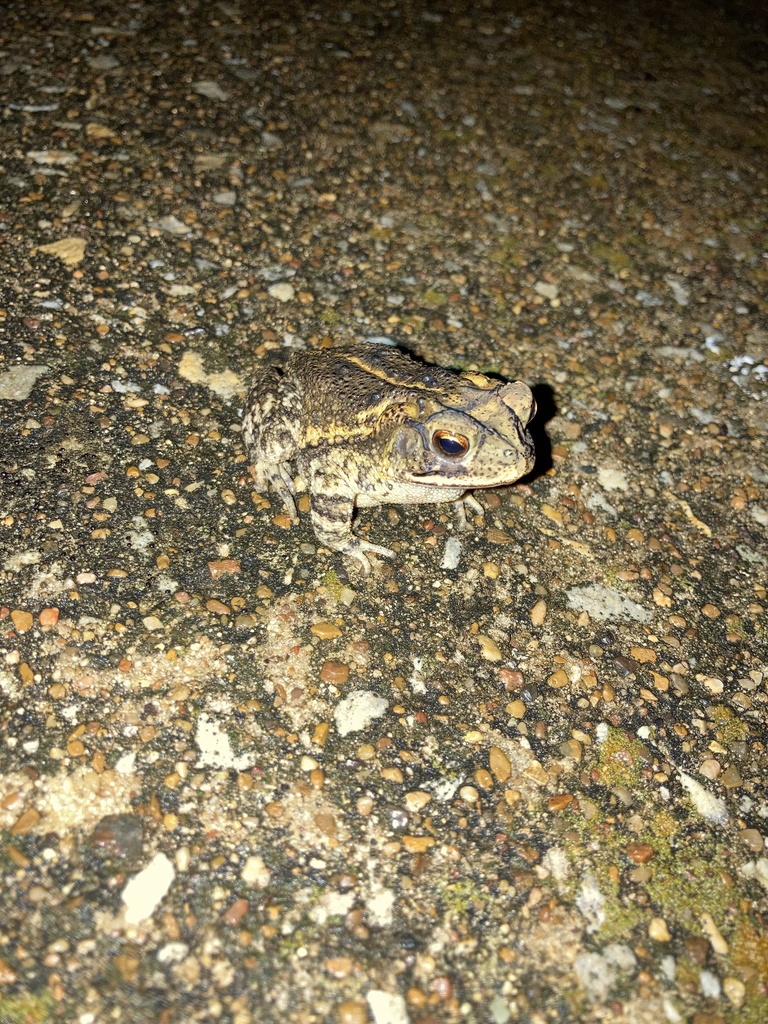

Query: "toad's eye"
left=433, top=431, right=470, bottom=457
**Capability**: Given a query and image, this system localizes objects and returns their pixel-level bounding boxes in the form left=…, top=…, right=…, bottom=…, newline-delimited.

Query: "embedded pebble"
left=241, top=855, right=271, bottom=887
left=739, top=828, right=764, bottom=853
left=530, top=599, right=547, bottom=626
left=89, top=814, right=144, bottom=860
left=441, top=535, right=462, bottom=569
left=122, top=853, right=175, bottom=925
left=268, top=282, right=296, bottom=302
left=338, top=1000, right=368, bottom=1024
left=0, top=365, right=49, bottom=399
left=476, top=634, right=502, bottom=661
left=366, top=989, right=409, bottom=1024
left=311, top=621, right=342, bottom=639
left=320, top=661, right=350, bottom=684
left=648, top=917, right=671, bottom=942
left=489, top=746, right=511, bottom=782
left=334, top=691, right=388, bottom=736
left=11, top=609, right=34, bottom=633
left=723, top=977, right=746, bottom=1009
left=566, top=586, right=652, bottom=623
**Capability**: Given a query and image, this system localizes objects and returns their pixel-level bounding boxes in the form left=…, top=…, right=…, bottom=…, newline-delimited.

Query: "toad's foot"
left=310, top=493, right=394, bottom=573
left=256, top=463, right=298, bottom=521
left=345, top=539, right=396, bottom=574
left=453, top=492, right=485, bottom=531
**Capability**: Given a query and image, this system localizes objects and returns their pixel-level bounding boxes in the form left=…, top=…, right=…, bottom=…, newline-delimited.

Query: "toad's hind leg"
left=242, top=368, right=301, bottom=520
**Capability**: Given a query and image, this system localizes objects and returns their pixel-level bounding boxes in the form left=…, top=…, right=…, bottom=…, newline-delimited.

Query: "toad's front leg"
left=308, top=485, right=394, bottom=573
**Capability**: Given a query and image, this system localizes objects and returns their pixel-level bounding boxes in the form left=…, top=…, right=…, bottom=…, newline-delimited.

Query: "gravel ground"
left=1, top=1, right=767, bottom=1022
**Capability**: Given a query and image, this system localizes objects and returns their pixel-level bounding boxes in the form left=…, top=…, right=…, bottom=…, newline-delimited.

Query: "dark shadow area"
left=524, top=382, right=557, bottom=482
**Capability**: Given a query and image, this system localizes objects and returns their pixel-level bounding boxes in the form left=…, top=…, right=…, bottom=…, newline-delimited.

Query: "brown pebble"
left=701, top=603, right=721, bottom=619
left=222, top=898, right=249, bottom=926
left=320, top=661, right=350, bottom=684
left=337, top=999, right=368, bottom=1024
left=486, top=527, right=514, bottom=544
left=311, top=621, right=342, bottom=639
left=404, top=791, right=431, bottom=812
left=626, top=842, right=654, bottom=864
left=720, top=766, right=743, bottom=788
left=39, top=607, right=60, bottom=627
left=530, top=599, right=547, bottom=626
left=614, top=655, right=640, bottom=676
left=474, top=768, right=494, bottom=791
left=547, top=794, right=574, bottom=813
left=407, top=987, right=428, bottom=1007
left=208, top=559, right=241, bottom=579
left=723, top=977, right=746, bottom=1009
left=630, top=646, right=657, bottom=663
left=648, top=917, right=671, bottom=942
left=739, top=828, right=764, bottom=853
left=684, top=936, right=709, bottom=964
left=11, top=807, right=41, bottom=835
left=312, top=722, right=330, bottom=746
left=315, top=812, right=336, bottom=835
left=403, top=835, right=435, bottom=853
left=325, top=956, right=354, bottom=979
left=476, top=634, right=502, bottom=661
left=499, top=668, right=524, bottom=690
left=699, top=759, right=721, bottom=780
left=489, top=746, right=511, bottom=783
left=11, top=609, right=33, bottom=633
left=560, top=739, right=582, bottom=761
left=205, top=599, right=230, bottom=615
left=547, top=669, right=569, bottom=689
left=0, top=958, right=19, bottom=984
left=431, top=975, right=453, bottom=1000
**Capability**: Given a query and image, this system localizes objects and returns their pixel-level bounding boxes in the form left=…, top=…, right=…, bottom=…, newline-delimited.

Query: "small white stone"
left=157, top=942, right=189, bottom=964
left=366, top=989, right=410, bottom=1024
left=241, top=855, right=271, bottom=887
left=679, top=772, right=729, bottom=824
left=334, top=691, right=388, bottom=737
left=114, top=752, right=136, bottom=775
left=534, top=280, right=559, bottom=300
left=597, top=466, right=629, bottom=491
left=441, top=536, right=462, bottom=569
left=566, top=585, right=652, bottom=624
left=26, top=149, right=77, bottom=165
left=699, top=969, right=721, bottom=999
left=268, top=282, right=295, bottom=302
left=192, top=80, right=229, bottom=101
left=122, top=853, right=175, bottom=925
left=195, top=712, right=250, bottom=771
left=155, top=216, right=190, bottom=236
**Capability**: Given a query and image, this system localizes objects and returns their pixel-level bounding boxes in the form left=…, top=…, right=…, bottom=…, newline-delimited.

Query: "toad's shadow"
left=523, top=382, right=556, bottom=483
